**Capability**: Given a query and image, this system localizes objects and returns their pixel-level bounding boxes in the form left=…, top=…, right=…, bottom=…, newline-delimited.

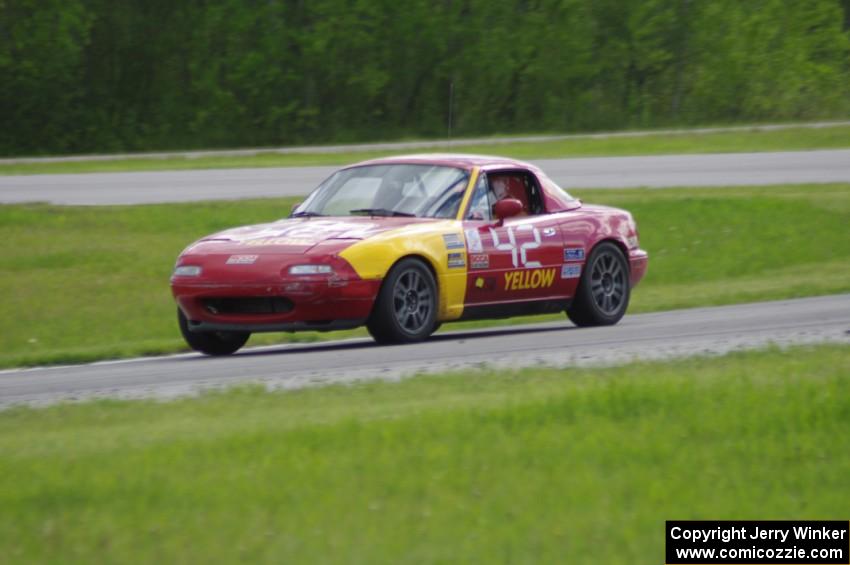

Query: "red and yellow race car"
left=171, top=154, right=648, bottom=355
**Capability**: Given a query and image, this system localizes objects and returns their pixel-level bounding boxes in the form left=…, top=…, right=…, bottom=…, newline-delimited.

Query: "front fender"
left=339, top=221, right=468, bottom=321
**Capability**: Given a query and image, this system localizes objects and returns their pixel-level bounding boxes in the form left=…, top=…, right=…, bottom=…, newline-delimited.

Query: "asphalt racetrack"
left=2, top=149, right=850, bottom=205
left=1, top=295, right=848, bottom=409
left=1, top=150, right=848, bottom=407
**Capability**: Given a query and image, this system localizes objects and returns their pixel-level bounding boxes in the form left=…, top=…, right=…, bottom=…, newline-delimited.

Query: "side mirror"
left=290, top=202, right=302, bottom=216
left=493, top=198, right=523, bottom=221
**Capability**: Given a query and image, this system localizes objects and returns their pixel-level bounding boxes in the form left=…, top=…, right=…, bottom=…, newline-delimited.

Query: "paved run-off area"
left=2, top=149, right=850, bottom=205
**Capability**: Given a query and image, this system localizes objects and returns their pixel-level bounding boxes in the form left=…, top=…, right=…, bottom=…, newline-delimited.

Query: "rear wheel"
left=567, top=242, right=630, bottom=327
left=367, top=258, right=438, bottom=344
left=177, top=307, right=250, bottom=355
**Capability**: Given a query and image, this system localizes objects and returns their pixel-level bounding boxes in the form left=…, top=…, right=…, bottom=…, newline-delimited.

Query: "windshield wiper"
left=349, top=208, right=416, bottom=217
left=290, top=211, right=325, bottom=218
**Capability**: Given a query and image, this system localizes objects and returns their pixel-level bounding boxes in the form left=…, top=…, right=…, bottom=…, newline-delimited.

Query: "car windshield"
left=294, top=164, right=470, bottom=219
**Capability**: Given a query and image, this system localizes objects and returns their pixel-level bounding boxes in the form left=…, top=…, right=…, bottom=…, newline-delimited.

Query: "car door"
left=462, top=170, right=569, bottom=306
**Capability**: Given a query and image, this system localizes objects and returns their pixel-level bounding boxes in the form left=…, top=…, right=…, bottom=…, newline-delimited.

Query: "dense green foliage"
left=0, top=183, right=848, bottom=368
left=1, top=345, right=849, bottom=563
left=1, top=0, right=849, bottom=155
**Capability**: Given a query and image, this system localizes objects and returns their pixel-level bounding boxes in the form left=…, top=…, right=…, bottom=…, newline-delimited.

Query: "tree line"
left=1, top=0, right=848, bottom=156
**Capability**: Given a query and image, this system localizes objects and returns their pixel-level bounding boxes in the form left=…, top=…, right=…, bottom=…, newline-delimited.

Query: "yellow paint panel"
left=454, top=167, right=480, bottom=220
left=339, top=220, right=468, bottom=321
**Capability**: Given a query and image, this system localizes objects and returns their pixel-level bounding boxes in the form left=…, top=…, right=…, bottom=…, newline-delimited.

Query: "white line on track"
left=1, top=295, right=848, bottom=409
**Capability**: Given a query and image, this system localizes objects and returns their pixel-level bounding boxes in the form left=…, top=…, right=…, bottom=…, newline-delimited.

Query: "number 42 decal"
left=489, top=226, right=542, bottom=268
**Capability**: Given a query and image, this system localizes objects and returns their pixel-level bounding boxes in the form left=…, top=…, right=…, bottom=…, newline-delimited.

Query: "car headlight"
left=288, top=264, right=334, bottom=275
left=173, top=265, right=202, bottom=277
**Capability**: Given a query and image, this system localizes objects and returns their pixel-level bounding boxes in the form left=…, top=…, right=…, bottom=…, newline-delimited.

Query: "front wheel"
left=567, top=242, right=630, bottom=327
left=178, top=308, right=250, bottom=355
left=367, top=258, right=438, bottom=344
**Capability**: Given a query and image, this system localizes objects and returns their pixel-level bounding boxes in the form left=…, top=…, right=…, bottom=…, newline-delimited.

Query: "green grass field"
left=1, top=183, right=848, bottom=368
left=2, top=124, right=849, bottom=175
left=1, top=344, right=848, bottom=563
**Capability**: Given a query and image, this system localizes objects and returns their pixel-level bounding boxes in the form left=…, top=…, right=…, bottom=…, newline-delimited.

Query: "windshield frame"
left=294, top=163, right=475, bottom=220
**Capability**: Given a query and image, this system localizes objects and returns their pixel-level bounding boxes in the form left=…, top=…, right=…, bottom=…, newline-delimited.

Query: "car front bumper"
left=172, top=276, right=381, bottom=333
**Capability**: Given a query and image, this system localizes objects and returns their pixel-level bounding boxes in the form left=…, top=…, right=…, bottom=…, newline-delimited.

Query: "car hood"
left=183, top=216, right=438, bottom=256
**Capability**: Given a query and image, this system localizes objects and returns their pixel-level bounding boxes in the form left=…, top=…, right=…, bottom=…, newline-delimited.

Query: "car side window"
left=465, top=173, right=492, bottom=221
left=488, top=171, right=546, bottom=216
left=524, top=173, right=546, bottom=214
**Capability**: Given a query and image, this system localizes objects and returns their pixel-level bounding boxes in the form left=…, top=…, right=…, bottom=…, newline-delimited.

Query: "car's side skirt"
left=186, top=318, right=366, bottom=334
left=457, top=298, right=569, bottom=322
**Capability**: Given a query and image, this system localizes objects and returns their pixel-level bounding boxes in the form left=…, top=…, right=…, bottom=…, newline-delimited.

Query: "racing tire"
left=178, top=307, right=250, bottom=355
left=567, top=242, right=630, bottom=327
left=367, top=258, right=438, bottom=344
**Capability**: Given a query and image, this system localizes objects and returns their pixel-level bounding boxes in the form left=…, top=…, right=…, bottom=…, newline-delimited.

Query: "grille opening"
left=203, top=297, right=294, bottom=315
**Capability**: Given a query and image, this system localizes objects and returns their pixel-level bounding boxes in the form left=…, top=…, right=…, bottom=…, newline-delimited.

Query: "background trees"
left=1, top=0, right=848, bottom=155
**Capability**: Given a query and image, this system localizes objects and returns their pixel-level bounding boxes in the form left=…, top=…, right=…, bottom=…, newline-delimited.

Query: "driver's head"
left=492, top=177, right=509, bottom=200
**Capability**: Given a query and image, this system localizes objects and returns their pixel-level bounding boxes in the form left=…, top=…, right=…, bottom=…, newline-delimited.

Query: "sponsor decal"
left=561, top=264, right=582, bottom=279
left=470, top=254, right=489, bottom=269
left=564, top=247, right=585, bottom=261
left=627, top=235, right=638, bottom=248
left=242, top=237, right=314, bottom=247
left=443, top=233, right=464, bottom=249
left=226, top=254, right=258, bottom=265
left=285, top=220, right=378, bottom=237
left=447, top=252, right=466, bottom=268
left=503, top=268, right=556, bottom=291
left=474, top=276, right=496, bottom=290
left=464, top=229, right=483, bottom=253
left=231, top=220, right=380, bottom=246
left=542, top=227, right=557, bottom=237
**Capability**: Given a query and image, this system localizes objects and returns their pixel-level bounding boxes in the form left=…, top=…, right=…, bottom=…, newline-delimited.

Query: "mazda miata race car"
left=171, top=154, right=648, bottom=355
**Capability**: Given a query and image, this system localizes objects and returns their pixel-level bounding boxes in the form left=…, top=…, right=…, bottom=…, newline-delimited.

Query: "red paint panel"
left=463, top=215, right=568, bottom=306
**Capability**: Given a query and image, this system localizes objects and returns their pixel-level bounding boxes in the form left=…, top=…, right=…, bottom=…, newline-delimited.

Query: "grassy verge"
left=1, top=183, right=848, bottom=368
left=2, top=124, right=849, bottom=175
left=1, top=344, right=848, bottom=563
